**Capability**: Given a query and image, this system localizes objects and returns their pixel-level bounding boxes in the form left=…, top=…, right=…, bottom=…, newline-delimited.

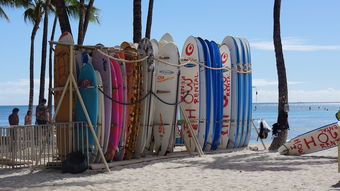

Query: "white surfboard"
left=218, top=45, right=232, bottom=149
left=278, top=122, right=340, bottom=155
left=153, top=42, right=180, bottom=156
left=180, top=36, right=200, bottom=152
left=195, top=38, right=207, bottom=148
left=95, top=71, right=105, bottom=162
left=160, top=33, right=174, bottom=43
left=135, top=39, right=156, bottom=157
left=222, top=36, right=240, bottom=149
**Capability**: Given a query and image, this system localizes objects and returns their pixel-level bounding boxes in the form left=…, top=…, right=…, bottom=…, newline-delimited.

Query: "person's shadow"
left=331, top=181, right=340, bottom=190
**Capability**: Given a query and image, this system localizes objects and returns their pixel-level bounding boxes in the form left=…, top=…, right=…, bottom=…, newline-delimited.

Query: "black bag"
left=62, top=151, right=88, bottom=174
left=258, top=120, right=271, bottom=139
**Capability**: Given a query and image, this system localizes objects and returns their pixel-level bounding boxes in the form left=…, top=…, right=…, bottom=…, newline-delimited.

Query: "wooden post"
left=251, top=119, right=266, bottom=150
left=69, top=45, right=73, bottom=154
left=179, top=103, right=204, bottom=157
left=52, top=77, right=70, bottom=122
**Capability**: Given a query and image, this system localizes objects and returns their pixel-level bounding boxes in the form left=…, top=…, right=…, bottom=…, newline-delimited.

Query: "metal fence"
left=0, top=122, right=88, bottom=169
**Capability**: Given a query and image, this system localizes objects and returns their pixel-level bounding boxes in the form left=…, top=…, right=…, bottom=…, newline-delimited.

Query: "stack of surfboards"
left=54, top=32, right=252, bottom=163
left=180, top=36, right=252, bottom=151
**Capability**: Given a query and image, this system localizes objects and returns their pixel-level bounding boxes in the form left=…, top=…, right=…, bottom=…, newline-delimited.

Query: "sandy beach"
left=0, top=144, right=339, bottom=191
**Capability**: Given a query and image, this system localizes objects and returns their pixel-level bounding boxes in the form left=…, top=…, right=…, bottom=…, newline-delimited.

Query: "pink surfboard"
left=114, top=52, right=129, bottom=161
left=106, top=59, right=124, bottom=160
left=105, top=60, right=122, bottom=160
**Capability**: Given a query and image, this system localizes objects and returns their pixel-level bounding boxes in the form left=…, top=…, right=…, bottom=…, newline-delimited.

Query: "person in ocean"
left=25, top=110, right=32, bottom=125
left=8, top=108, right=19, bottom=126
left=36, top=99, right=49, bottom=125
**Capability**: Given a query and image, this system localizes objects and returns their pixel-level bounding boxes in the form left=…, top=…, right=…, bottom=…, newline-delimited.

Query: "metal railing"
left=0, top=122, right=88, bottom=169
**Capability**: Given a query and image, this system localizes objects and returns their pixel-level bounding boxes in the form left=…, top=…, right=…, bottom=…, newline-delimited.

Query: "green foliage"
left=0, top=0, right=30, bottom=21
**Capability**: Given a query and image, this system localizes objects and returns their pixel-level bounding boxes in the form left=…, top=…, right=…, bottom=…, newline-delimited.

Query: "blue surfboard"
left=197, top=38, right=214, bottom=151
left=75, top=57, right=99, bottom=161
left=207, top=41, right=223, bottom=150
left=242, top=38, right=253, bottom=146
left=238, top=39, right=248, bottom=147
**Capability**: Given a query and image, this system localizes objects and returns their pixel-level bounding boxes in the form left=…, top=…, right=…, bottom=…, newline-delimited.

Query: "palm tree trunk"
left=48, top=14, right=57, bottom=121
left=77, top=0, right=85, bottom=45
left=145, top=0, right=154, bottom=39
left=39, top=0, right=51, bottom=104
left=28, top=23, right=40, bottom=113
left=133, top=0, right=142, bottom=43
left=81, top=0, right=94, bottom=45
left=269, top=0, right=289, bottom=151
left=55, top=0, right=72, bottom=33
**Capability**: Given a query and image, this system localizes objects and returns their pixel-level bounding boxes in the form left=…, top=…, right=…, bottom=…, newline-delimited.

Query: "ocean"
left=1, top=103, right=339, bottom=145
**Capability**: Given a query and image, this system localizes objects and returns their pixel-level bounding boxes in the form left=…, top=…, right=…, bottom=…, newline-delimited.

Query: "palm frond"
left=0, top=7, right=10, bottom=21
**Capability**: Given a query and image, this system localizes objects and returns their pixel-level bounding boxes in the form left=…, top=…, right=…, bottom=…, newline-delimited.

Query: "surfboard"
left=222, top=36, right=241, bottom=149
left=153, top=41, right=180, bottom=156
left=135, top=38, right=155, bottom=157
left=143, top=39, right=159, bottom=154
left=94, top=71, right=104, bottom=162
left=160, top=33, right=174, bottom=43
left=180, top=36, right=200, bottom=152
left=121, top=42, right=142, bottom=160
left=237, top=39, right=248, bottom=148
left=218, top=45, right=232, bottom=149
left=278, top=122, right=340, bottom=155
left=241, top=38, right=253, bottom=147
left=114, top=51, right=129, bottom=161
left=159, top=34, right=179, bottom=153
left=194, top=37, right=207, bottom=149
left=92, top=50, right=112, bottom=154
left=197, top=38, right=214, bottom=151
left=104, top=58, right=122, bottom=161
left=207, top=41, right=223, bottom=150
left=75, top=59, right=99, bottom=163
left=54, top=32, right=74, bottom=161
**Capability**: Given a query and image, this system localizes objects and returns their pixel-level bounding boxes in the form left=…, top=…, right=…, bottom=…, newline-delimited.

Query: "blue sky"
left=1, top=0, right=340, bottom=105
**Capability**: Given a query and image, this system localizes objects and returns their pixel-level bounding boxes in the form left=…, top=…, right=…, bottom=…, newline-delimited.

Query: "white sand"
left=0, top=145, right=339, bottom=191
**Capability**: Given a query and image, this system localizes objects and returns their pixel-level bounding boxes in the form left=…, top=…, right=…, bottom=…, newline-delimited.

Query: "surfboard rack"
left=49, top=41, right=111, bottom=173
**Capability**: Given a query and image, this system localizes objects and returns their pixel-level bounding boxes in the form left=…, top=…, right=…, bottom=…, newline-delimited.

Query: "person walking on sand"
left=25, top=110, right=32, bottom=125
left=36, top=99, right=49, bottom=125
left=8, top=108, right=19, bottom=126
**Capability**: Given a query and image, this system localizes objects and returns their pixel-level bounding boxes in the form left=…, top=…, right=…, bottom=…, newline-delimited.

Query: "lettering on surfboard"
left=288, top=124, right=339, bottom=154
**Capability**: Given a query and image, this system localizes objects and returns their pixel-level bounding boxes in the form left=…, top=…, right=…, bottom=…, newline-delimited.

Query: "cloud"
left=253, top=79, right=303, bottom=87
left=0, top=78, right=51, bottom=105
left=254, top=88, right=340, bottom=103
left=251, top=37, right=340, bottom=51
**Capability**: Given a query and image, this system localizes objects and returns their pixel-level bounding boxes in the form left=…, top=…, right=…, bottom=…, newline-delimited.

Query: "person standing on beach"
left=8, top=108, right=19, bottom=126
left=36, top=99, right=49, bottom=125
left=25, top=110, right=32, bottom=125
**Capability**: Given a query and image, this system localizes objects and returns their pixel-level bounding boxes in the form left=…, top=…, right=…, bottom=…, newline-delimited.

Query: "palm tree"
left=133, top=0, right=141, bottom=43
left=54, top=0, right=72, bottom=33
left=0, top=0, right=28, bottom=21
left=145, top=0, right=154, bottom=39
left=48, top=13, right=57, bottom=120
left=268, top=0, right=289, bottom=150
left=24, top=0, right=44, bottom=113
left=38, top=0, right=51, bottom=104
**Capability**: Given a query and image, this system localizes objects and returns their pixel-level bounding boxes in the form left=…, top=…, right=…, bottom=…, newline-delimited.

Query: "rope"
left=98, top=87, right=190, bottom=106
left=97, top=49, right=149, bottom=63
left=98, top=88, right=151, bottom=105
left=151, top=91, right=190, bottom=106
left=155, top=57, right=252, bottom=74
